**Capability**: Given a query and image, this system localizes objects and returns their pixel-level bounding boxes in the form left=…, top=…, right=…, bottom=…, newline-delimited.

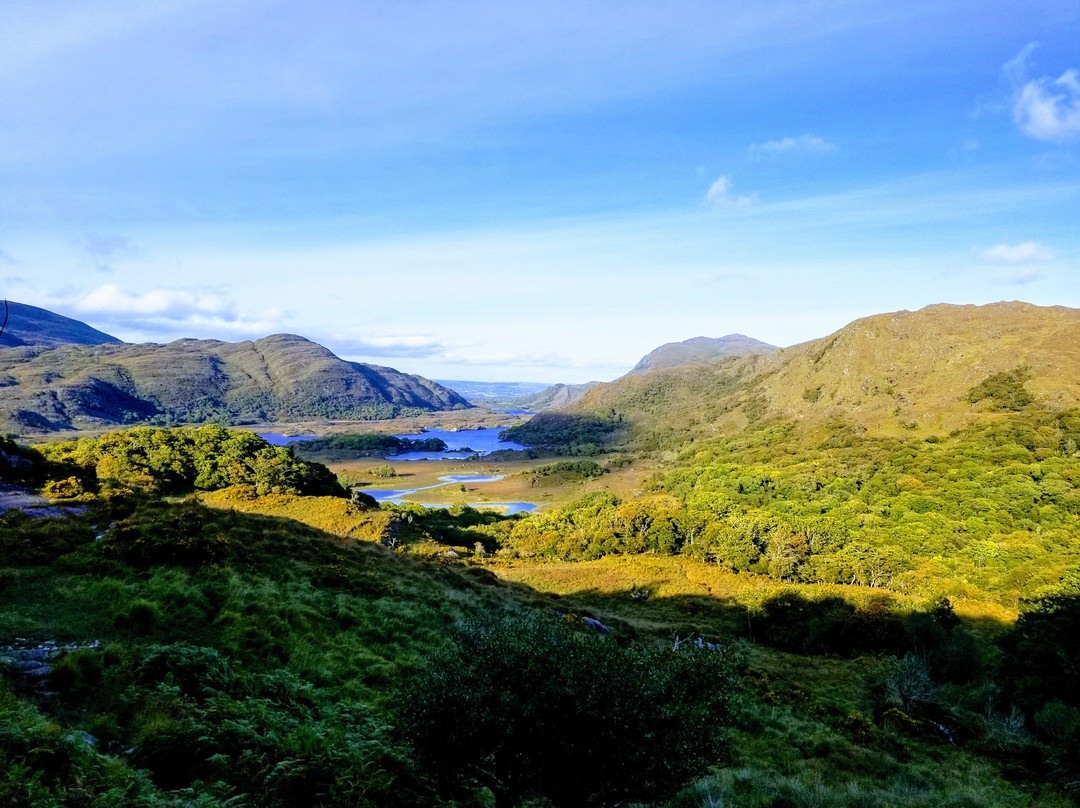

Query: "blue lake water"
left=257, top=433, right=321, bottom=446
left=256, top=426, right=527, bottom=459
left=388, top=426, right=527, bottom=460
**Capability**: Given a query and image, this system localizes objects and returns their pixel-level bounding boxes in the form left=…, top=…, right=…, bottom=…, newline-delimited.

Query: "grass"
left=0, top=482, right=1065, bottom=807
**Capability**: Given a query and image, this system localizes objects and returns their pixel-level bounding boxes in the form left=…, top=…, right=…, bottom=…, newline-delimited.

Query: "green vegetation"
left=526, top=458, right=606, bottom=483
left=0, top=329, right=471, bottom=433
left=403, top=611, right=740, bottom=807
left=503, top=410, right=1080, bottom=604
left=500, top=411, right=622, bottom=455
left=294, top=432, right=449, bottom=457
left=4, top=402, right=1080, bottom=806
left=37, top=426, right=343, bottom=497
left=967, top=366, right=1034, bottom=411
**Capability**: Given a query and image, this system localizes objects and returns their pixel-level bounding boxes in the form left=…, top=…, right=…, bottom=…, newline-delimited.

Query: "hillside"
left=2, top=425, right=1078, bottom=806
left=622, top=333, right=777, bottom=377
left=0, top=333, right=470, bottom=433
left=0, top=301, right=121, bottom=349
left=508, top=381, right=601, bottom=411
left=543, top=302, right=1080, bottom=449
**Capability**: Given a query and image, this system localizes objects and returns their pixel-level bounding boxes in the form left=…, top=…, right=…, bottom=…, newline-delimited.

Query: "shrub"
left=400, top=611, right=740, bottom=807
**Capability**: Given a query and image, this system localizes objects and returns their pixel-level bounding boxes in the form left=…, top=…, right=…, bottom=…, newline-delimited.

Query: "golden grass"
left=326, top=455, right=658, bottom=511
left=486, top=554, right=1017, bottom=628
left=200, top=485, right=393, bottom=540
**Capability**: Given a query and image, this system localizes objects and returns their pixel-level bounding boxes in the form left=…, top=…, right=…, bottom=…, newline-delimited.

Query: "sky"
left=1, top=0, right=1078, bottom=383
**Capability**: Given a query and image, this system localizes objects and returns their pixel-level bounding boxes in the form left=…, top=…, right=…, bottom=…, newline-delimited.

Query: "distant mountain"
left=509, top=382, right=601, bottom=411
left=622, top=334, right=777, bottom=377
left=533, top=302, right=1080, bottom=449
left=434, top=379, right=553, bottom=406
left=0, top=332, right=471, bottom=433
left=0, top=301, right=121, bottom=349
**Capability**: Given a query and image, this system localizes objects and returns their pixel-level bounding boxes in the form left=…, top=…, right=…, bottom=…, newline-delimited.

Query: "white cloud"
left=74, top=285, right=237, bottom=320
left=981, top=242, right=1054, bottom=263
left=1006, top=44, right=1080, bottom=143
left=705, top=175, right=757, bottom=209
left=46, top=284, right=286, bottom=342
left=748, top=134, right=837, bottom=157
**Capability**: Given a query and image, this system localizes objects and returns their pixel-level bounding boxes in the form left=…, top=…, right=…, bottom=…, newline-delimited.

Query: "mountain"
left=0, top=333, right=471, bottom=433
left=537, top=302, right=1080, bottom=448
left=0, top=301, right=121, bottom=349
left=622, top=334, right=777, bottom=377
left=433, top=379, right=552, bottom=406
left=507, top=335, right=775, bottom=413
left=508, top=381, right=601, bottom=411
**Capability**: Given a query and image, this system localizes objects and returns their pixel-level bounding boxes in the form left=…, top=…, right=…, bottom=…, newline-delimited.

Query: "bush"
left=400, top=611, right=740, bottom=807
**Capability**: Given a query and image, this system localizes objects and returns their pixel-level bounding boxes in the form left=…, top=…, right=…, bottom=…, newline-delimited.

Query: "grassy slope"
left=567, top=302, right=1080, bottom=449
left=1, top=495, right=1063, bottom=807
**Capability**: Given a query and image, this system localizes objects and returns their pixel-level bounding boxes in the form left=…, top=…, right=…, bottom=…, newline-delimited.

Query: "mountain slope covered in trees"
left=0, top=332, right=470, bottom=433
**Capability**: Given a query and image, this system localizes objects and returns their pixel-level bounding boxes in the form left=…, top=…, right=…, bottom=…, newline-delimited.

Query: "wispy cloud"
left=0, top=247, right=16, bottom=266
left=49, top=284, right=286, bottom=342
left=330, top=334, right=446, bottom=360
left=748, top=134, right=836, bottom=158
left=1006, top=43, right=1080, bottom=143
left=705, top=175, right=757, bottom=209
left=980, top=242, right=1054, bottom=263
left=75, top=285, right=237, bottom=320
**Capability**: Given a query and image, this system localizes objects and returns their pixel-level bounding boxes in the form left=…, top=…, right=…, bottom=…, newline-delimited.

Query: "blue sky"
left=2, top=0, right=1078, bottom=382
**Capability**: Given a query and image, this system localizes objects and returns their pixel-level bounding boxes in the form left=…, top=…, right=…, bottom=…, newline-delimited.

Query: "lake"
left=364, top=474, right=538, bottom=514
left=257, top=433, right=321, bottom=446
left=388, top=426, right=528, bottom=460
left=257, top=425, right=528, bottom=460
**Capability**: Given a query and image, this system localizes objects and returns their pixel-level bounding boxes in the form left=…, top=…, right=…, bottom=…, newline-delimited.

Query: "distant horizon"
left=3, top=1, right=1077, bottom=383
left=8, top=295, right=1072, bottom=385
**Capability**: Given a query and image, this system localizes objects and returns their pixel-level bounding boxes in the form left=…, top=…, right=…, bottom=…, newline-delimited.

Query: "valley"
left=3, top=301, right=1080, bottom=807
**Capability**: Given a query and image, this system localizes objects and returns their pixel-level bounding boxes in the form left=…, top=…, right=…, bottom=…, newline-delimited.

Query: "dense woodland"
left=2, top=415, right=1080, bottom=806
left=504, top=410, right=1080, bottom=604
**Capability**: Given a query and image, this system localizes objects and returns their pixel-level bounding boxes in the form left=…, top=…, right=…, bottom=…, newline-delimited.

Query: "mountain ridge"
left=0, top=301, right=122, bottom=349
left=0, top=320, right=471, bottom=433
left=622, top=333, right=778, bottom=378
left=550, top=301, right=1080, bottom=447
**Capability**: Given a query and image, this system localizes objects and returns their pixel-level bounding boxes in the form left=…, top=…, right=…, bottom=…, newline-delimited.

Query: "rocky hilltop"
left=622, top=334, right=777, bottom=377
